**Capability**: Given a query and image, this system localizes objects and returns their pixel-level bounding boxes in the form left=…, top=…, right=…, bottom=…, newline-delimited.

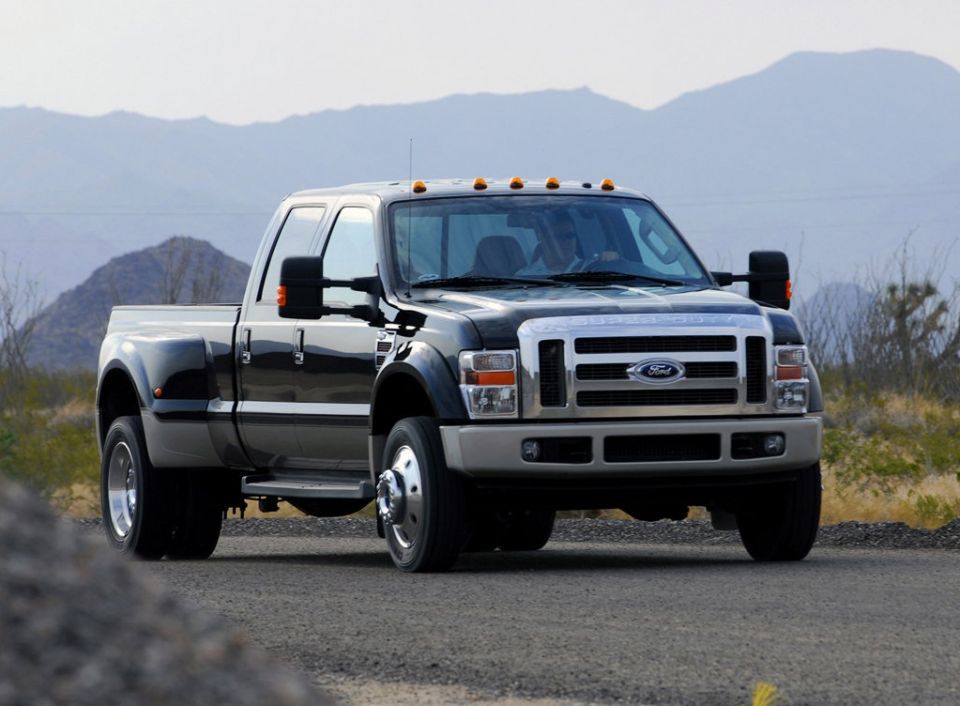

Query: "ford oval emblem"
left=628, top=359, right=686, bottom=384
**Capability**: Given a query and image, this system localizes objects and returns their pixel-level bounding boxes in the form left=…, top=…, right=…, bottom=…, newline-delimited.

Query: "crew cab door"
left=294, top=204, right=380, bottom=471
left=237, top=205, right=327, bottom=469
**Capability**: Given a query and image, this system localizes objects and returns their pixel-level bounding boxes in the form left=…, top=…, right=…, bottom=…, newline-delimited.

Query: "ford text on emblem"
left=627, top=359, right=686, bottom=384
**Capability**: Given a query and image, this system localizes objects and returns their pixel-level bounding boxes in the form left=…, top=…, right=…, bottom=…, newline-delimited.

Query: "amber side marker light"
left=786, top=279, right=793, bottom=301
left=277, top=285, right=287, bottom=307
left=600, top=178, right=616, bottom=191
left=153, top=387, right=164, bottom=398
left=473, top=177, right=488, bottom=190
left=509, top=176, right=524, bottom=190
left=545, top=177, right=560, bottom=190
left=412, top=180, right=427, bottom=193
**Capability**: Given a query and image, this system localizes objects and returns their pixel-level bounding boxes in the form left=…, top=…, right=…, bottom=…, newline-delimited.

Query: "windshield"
left=389, top=195, right=710, bottom=288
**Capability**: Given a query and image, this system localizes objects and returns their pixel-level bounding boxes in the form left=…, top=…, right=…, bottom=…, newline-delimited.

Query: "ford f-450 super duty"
left=97, top=177, right=822, bottom=572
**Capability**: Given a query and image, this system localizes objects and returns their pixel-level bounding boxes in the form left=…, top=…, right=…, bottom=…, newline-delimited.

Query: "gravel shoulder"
left=76, top=515, right=960, bottom=550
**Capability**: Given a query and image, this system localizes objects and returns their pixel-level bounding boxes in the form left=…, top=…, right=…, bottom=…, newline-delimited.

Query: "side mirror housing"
left=711, top=250, right=791, bottom=310
left=278, top=257, right=325, bottom=319
left=278, top=257, right=384, bottom=322
left=747, top=250, right=791, bottom=310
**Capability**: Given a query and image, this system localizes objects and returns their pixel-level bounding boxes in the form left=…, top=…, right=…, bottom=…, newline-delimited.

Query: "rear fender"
left=98, top=332, right=223, bottom=468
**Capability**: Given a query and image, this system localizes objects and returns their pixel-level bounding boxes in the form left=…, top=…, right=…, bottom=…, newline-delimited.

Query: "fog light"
left=763, top=434, right=785, bottom=456
left=522, top=439, right=542, bottom=462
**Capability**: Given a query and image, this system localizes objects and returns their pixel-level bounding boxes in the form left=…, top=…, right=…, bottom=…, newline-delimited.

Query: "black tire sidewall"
left=99, top=416, right=170, bottom=558
left=738, top=463, right=822, bottom=561
left=382, top=417, right=465, bottom=572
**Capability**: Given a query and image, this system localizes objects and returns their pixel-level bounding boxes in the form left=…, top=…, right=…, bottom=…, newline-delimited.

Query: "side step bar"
left=241, top=474, right=374, bottom=501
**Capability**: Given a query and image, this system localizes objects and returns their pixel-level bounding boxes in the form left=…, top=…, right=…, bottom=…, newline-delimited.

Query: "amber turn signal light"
left=464, top=370, right=517, bottom=385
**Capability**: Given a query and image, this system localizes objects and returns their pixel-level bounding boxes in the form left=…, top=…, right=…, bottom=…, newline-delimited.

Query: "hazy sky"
left=2, top=0, right=959, bottom=124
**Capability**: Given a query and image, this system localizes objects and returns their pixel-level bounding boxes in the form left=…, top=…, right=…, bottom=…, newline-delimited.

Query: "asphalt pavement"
left=143, top=528, right=960, bottom=705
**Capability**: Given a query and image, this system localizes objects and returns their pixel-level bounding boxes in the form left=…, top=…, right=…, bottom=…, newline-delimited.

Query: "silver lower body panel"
left=440, top=417, right=821, bottom=478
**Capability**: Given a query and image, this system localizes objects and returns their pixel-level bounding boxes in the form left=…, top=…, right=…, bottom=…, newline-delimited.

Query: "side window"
left=259, top=206, right=326, bottom=302
left=321, top=207, right=377, bottom=306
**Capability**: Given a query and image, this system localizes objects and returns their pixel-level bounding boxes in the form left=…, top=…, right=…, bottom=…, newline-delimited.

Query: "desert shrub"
left=0, top=371, right=99, bottom=508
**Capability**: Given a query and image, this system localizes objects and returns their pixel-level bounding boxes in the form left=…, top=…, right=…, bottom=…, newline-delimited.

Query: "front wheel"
left=736, top=463, right=822, bottom=561
left=377, top=417, right=468, bottom=572
left=466, top=508, right=556, bottom=552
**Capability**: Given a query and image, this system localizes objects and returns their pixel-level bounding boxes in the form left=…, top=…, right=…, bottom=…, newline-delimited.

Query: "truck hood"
left=414, top=285, right=769, bottom=349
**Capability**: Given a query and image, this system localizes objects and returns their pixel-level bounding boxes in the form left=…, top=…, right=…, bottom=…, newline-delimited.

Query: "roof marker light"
left=412, top=180, right=427, bottom=193
left=600, top=178, right=616, bottom=191
left=509, top=176, right=524, bottom=190
left=473, top=177, right=488, bottom=191
left=545, top=177, right=560, bottom=190
left=582, top=182, right=592, bottom=189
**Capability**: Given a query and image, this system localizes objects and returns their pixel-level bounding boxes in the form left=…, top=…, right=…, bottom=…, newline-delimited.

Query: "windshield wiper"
left=410, top=274, right=556, bottom=289
left=546, top=271, right=687, bottom=287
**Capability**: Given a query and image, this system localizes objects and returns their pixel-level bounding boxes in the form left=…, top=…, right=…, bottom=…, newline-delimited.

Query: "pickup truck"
left=97, top=177, right=823, bottom=572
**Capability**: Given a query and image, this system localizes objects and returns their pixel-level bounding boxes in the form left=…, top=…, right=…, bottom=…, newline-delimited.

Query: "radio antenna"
left=406, top=137, right=414, bottom=297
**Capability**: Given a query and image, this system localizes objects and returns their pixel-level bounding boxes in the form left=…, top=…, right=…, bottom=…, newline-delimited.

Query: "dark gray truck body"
left=96, top=179, right=823, bottom=570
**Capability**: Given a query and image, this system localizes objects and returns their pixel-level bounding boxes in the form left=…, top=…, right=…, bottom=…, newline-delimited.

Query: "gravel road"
left=131, top=517, right=960, bottom=706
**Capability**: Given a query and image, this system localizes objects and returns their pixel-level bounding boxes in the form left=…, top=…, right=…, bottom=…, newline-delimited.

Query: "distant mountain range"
left=27, top=237, right=249, bottom=370
left=2, top=49, right=960, bottom=303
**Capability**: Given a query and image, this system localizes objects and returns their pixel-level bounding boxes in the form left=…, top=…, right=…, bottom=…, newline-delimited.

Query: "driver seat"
left=470, top=236, right=527, bottom=276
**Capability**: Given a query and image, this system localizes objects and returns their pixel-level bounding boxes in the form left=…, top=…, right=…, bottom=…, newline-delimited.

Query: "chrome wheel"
left=377, top=445, right=423, bottom=551
left=106, top=441, right=137, bottom=539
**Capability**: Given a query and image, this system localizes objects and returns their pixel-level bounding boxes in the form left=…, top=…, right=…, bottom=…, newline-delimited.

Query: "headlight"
left=459, top=350, right=519, bottom=418
left=774, top=345, right=808, bottom=412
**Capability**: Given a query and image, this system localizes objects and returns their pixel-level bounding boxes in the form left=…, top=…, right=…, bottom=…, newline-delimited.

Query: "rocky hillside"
left=27, top=236, right=250, bottom=370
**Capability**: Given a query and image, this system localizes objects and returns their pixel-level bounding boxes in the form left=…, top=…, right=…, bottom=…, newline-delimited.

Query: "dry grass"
left=821, top=467, right=960, bottom=528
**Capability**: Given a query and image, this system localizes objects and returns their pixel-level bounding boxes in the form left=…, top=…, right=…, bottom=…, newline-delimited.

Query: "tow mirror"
left=278, top=257, right=325, bottom=319
left=278, top=257, right=383, bottom=322
left=711, top=250, right=791, bottom=310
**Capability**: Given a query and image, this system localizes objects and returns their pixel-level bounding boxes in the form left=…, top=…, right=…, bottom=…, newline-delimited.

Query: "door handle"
left=240, top=328, right=251, bottom=365
left=293, top=328, right=304, bottom=365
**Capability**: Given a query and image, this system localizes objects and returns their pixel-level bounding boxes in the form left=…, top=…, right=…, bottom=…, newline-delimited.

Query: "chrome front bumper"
left=440, top=416, right=821, bottom=478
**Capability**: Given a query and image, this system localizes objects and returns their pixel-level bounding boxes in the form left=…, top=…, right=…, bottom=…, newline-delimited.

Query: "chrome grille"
left=538, top=340, right=566, bottom=407
left=519, top=313, right=773, bottom=419
left=578, top=389, right=738, bottom=407
left=575, top=335, right=736, bottom=354
left=576, top=361, right=737, bottom=380
left=745, top=336, right=767, bottom=403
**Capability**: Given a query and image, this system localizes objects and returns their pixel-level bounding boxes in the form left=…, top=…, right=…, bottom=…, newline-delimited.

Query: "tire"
left=377, top=417, right=468, bottom=572
left=464, top=508, right=556, bottom=552
left=737, top=462, right=822, bottom=561
left=100, top=416, right=173, bottom=559
left=497, top=509, right=555, bottom=551
left=166, top=472, right=224, bottom=560
left=463, top=511, right=501, bottom=552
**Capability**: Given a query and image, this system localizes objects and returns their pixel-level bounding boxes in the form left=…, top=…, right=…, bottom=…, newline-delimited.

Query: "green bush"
left=0, top=371, right=100, bottom=508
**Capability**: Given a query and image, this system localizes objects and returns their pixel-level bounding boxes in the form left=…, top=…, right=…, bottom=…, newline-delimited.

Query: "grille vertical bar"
left=746, top=336, right=767, bottom=403
left=538, top=339, right=566, bottom=407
